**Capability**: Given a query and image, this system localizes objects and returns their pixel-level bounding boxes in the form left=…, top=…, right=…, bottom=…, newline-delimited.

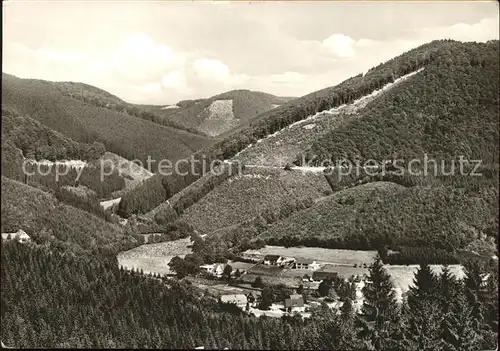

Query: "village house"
left=263, top=254, right=282, bottom=265
left=293, top=258, right=320, bottom=270
left=219, top=294, right=248, bottom=310
left=199, top=263, right=225, bottom=277
left=229, top=261, right=255, bottom=275
left=284, top=294, right=305, bottom=313
left=312, top=264, right=339, bottom=282
left=263, top=255, right=295, bottom=267
left=1, top=229, right=31, bottom=243
left=246, top=291, right=261, bottom=307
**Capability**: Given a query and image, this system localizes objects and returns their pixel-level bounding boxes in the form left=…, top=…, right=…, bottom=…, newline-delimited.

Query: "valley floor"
left=117, top=239, right=464, bottom=302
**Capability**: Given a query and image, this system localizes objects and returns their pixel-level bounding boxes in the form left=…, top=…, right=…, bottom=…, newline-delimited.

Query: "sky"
left=3, top=1, right=499, bottom=104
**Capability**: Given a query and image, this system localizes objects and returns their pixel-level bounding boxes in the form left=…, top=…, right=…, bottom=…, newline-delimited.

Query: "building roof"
left=317, top=264, right=338, bottom=273
left=285, top=295, right=304, bottom=308
left=247, top=291, right=261, bottom=297
left=264, top=254, right=281, bottom=261
left=214, top=263, right=226, bottom=270
left=200, top=264, right=214, bottom=269
left=313, top=270, right=339, bottom=280
left=230, top=261, right=254, bottom=270
left=220, top=294, right=248, bottom=305
left=295, top=257, right=314, bottom=264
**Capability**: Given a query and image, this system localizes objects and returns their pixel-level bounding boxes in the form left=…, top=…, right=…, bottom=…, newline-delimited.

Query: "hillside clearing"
left=232, top=69, right=425, bottom=166
left=178, top=167, right=331, bottom=234
left=98, top=152, right=153, bottom=195
left=100, top=197, right=122, bottom=210
left=117, top=237, right=192, bottom=275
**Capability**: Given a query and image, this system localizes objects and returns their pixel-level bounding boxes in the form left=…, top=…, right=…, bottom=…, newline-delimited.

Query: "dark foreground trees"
left=1, top=241, right=498, bottom=349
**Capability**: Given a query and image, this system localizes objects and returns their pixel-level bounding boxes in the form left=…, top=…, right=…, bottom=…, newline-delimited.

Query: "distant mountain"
left=1, top=73, right=213, bottom=171
left=144, top=90, right=296, bottom=137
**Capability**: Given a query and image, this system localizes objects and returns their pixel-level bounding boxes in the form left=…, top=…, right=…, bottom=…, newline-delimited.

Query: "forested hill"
left=119, top=39, right=499, bottom=218
left=52, top=80, right=206, bottom=136
left=303, top=41, right=499, bottom=165
left=143, top=89, right=295, bottom=137
left=1, top=73, right=212, bottom=171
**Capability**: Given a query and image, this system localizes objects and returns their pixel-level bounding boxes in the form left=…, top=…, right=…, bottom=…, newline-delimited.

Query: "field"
left=250, top=246, right=377, bottom=265
left=116, top=238, right=466, bottom=302
left=386, top=264, right=465, bottom=301
left=188, top=279, right=260, bottom=297
left=198, top=99, right=239, bottom=136
left=117, top=237, right=192, bottom=275
left=228, top=261, right=257, bottom=271
left=243, top=245, right=465, bottom=300
left=240, top=264, right=464, bottom=301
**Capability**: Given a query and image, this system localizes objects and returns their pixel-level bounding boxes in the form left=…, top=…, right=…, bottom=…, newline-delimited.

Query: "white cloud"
left=417, top=16, right=499, bottom=42
left=106, top=33, right=183, bottom=84
left=270, top=71, right=304, bottom=84
left=161, top=70, right=187, bottom=90
left=36, top=48, right=87, bottom=62
left=322, top=33, right=356, bottom=58
left=192, top=58, right=231, bottom=83
left=137, top=82, right=163, bottom=95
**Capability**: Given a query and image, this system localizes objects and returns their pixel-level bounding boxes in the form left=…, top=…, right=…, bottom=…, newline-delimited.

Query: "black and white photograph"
left=1, top=0, right=499, bottom=349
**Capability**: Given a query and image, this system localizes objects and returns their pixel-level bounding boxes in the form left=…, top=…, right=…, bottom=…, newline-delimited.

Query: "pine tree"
left=440, top=292, right=481, bottom=351
left=407, top=263, right=438, bottom=310
left=336, top=298, right=364, bottom=350
left=361, top=255, right=398, bottom=350
left=483, top=267, right=498, bottom=332
left=404, top=299, right=443, bottom=351
left=463, top=259, right=486, bottom=332
left=439, top=265, right=459, bottom=314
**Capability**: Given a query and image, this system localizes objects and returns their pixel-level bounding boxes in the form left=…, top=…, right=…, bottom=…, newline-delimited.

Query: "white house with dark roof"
left=263, top=254, right=282, bottom=265
left=220, top=294, right=248, bottom=309
left=1, top=230, right=31, bottom=243
left=293, top=257, right=320, bottom=270
left=263, top=255, right=295, bottom=267
left=199, top=263, right=225, bottom=277
left=284, top=294, right=305, bottom=312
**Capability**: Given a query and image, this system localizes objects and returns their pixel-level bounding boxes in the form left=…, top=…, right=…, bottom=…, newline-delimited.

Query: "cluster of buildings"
left=219, top=292, right=306, bottom=313
left=199, top=263, right=226, bottom=277
left=198, top=255, right=341, bottom=282
left=262, top=255, right=340, bottom=282
left=198, top=261, right=253, bottom=278
left=262, top=254, right=320, bottom=270
left=1, top=229, right=31, bottom=243
left=219, top=292, right=260, bottom=310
